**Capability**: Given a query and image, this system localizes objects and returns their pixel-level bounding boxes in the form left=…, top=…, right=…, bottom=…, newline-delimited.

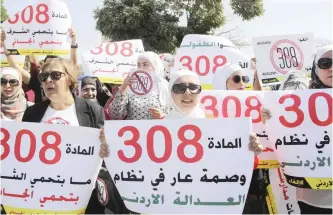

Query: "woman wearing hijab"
left=80, top=76, right=98, bottom=102
left=1, top=67, right=33, bottom=121
left=213, top=63, right=267, bottom=214
left=109, top=51, right=169, bottom=120
left=262, top=46, right=332, bottom=214
left=213, top=63, right=250, bottom=90
left=166, top=69, right=205, bottom=119
left=310, top=45, right=332, bottom=89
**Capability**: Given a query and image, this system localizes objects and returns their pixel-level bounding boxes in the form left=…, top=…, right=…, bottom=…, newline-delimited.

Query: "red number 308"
left=8, top=4, right=49, bottom=25
left=117, top=125, right=203, bottom=163
left=1, top=128, right=61, bottom=164
left=279, top=92, right=332, bottom=127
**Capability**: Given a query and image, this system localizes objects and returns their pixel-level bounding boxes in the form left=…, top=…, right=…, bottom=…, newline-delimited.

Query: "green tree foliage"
left=1, top=0, right=8, bottom=23
left=94, top=0, right=264, bottom=53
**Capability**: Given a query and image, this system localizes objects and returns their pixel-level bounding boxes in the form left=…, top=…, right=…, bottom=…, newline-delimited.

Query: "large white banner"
left=263, top=89, right=332, bottom=189
left=200, top=90, right=279, bottom=169
left=0, top=121, right=102, bottom=214
left=252, top=33, right=315, bottom=87
left=172, top=34, right=254, bottom=90
left=2, top=0, right=72, bottom=55
left=104, top=118, right=254, bottom=213
left=81, top=39, right=144, bottom=83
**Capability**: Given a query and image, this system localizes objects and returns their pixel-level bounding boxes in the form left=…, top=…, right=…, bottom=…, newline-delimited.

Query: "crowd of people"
left=0, top=26, right=332, bottom=214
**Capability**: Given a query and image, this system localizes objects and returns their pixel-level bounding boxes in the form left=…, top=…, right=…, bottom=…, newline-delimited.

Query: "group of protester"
left=0, top=26, right=332, bottom=214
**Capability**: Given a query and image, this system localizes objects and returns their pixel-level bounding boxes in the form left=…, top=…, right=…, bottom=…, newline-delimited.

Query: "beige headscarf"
left=1, top=67, right=27, bottom=121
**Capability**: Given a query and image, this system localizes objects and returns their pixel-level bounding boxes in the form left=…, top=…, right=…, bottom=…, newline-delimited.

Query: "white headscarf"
left=212, top=63, right=243, bottom=90
left=165, top=69, right=205, bottom=119
left=315, top=45, right=333, bottom=75
left=138, top=52, right=169, bottom=106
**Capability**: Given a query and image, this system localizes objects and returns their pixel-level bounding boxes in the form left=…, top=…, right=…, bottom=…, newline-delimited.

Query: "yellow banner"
left=3, top=205, right=86, bottom=215
left=7, top=49, right=69, bottom=56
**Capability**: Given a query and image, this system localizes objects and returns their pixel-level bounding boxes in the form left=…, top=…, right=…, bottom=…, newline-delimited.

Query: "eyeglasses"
left=1, top=78, right=19, bottom=86
left=232, top=75, right=250, bottom=84
left=172, top=83, right=202, bottom=94
left=38, top=71, right=65, bottom=82
left=318, top=58, right=332, bottom=69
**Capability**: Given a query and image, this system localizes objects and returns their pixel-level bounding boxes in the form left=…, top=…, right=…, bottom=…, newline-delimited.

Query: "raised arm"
left=1, top=30, right=31, bottom=84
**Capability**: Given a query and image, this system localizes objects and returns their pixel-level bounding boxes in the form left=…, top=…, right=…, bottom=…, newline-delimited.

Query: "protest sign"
left=104, top=118, right=254, bottom=213
left=0, top=121, right=102, bottom=214
left=128, top=70, right=154, bottom=96
left=263, top=89, right=332, bottom=189
left=2, top=0, right=72, bottom=55
left=159, top=53, right=174, bottom=80
left=172, top=34, right=254, bottom=90
left=82, top=39, right=144, bottom=83
left=265, top=168, right=300, bottom=215
left=200, top=90, right=279, bottom=168
left=252, top=33, right=315, bottom=87
left=0, top=44, right=25, bottom=67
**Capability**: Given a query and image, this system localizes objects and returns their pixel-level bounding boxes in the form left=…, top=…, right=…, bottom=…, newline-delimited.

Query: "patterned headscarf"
left=1, top=67, right=27, bottom=121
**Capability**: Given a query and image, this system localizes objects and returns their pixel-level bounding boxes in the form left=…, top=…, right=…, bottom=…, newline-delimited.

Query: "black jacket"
left=21, top=96, right=131, bottom=214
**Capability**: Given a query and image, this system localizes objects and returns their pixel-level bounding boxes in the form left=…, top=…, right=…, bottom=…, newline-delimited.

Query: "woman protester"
left=1, top=29, right=78, bottom=103
left=20, top=58, right=128, bottom=214
left=108, top=51, right=169, bottom=120
left=212, top=63, right=267, bottom=214
left=1, top=67, right=33, bottom=121
left=262, top=45, right=332, bottom=214
left=167, top=69, right=262, bottom=152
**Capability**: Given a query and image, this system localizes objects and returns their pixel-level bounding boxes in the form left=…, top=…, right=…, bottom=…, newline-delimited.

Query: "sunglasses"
left=38, top=71, right=65, bottom=82
left=318, top=58, right=332, bottom=69
left=1, top=78, right=19, bottom=86
left=172, top=83, right=202, bottom=94
left=232, top=75, right=250, bottom=84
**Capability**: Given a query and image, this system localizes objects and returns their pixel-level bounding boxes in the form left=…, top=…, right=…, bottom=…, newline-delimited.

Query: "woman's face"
left=171, top=75, right=201, bottom=114
left=226, top=71, right=248, bottom=90
left=317, top=51, right=332, bottom=87
left=80, top=84, right=97, bottom=101
left=1, top=74, right=20, bottom=97
left=40, top=63, right=70, bottom=101
left=137, top=58, right=154, bottom=73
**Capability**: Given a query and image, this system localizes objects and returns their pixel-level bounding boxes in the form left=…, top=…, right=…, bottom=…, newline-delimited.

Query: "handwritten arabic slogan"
left=252, top=33, right=316, bottom=87
left=104, top=118, right=254, bottom=213
left=0, top=121, right=103, bottom=214
left=159, top=53, right=174, bottom=80
left=81, top=39, right=144, bottom=84
left=268, top=168, right=300, bottom=214
left=263, top=89, right=332, bottom=189
left=0, top=44, right=25, bottom=68
left=172, top=34, right=254, bottom=90
left=200, top=90, right=279, bottom=169
left=2, top=0, right=72, bottom=56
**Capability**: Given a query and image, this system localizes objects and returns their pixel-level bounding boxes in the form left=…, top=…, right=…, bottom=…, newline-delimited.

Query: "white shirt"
left=41, top=104, right=79, bottom=126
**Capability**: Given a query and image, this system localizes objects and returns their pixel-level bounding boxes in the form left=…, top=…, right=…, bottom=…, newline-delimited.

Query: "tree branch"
left=216, top=27, right=238, bottom=35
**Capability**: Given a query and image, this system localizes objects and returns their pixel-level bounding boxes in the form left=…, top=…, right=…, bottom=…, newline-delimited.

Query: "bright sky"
left=4, top=0, right=333, bottom=61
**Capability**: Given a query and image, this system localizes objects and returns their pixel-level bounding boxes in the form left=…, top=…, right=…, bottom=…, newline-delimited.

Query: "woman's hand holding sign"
left=120, top=74, right=137, bottom=95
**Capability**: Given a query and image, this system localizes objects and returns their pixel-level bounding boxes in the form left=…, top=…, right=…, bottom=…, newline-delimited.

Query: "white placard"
left=2, top=0, right=72, bottom=55
left=104, top=118, right=254, bottom=213
left=0, top=121, right=102, bottom=214
left=172, top=34, right=254, bottom=90
left=268, top=168, right=300, bottom=214
left=263, top=89, right=332, bottom=189
left=159, top=53, right=174, bottom=80
left=252, top=33, right=316, bottom=86
left=81, top=39, right=144, bottom=84
left=200, top=90, right=278, bottom=168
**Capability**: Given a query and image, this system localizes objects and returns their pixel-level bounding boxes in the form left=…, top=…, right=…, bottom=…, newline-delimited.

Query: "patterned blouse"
left=109, top=92, right=169, bottom=120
